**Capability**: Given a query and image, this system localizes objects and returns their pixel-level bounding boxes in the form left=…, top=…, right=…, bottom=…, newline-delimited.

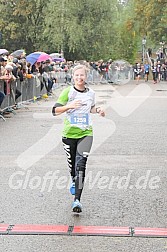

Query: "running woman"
left=52, top=64, right=105, bottom=213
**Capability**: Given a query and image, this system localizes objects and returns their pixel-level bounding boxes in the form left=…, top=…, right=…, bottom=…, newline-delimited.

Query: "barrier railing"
left=0, top=65, right=136, bottom=117
left=0, top=75, right=47, bottom=111
left=87, top=66, right=134, bottom=85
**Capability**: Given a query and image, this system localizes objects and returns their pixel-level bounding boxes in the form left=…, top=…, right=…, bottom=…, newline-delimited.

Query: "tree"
left=44, top=0, right=118, bottom=61
left=0, top=0, right=50, bottom=53
left=1, top=0, right=164, bottom=63
left=132, top=0, right=167, bottom=44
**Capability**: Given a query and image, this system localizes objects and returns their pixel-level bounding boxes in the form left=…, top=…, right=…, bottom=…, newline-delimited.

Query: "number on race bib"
left=70, top=113, right=89, bottom=126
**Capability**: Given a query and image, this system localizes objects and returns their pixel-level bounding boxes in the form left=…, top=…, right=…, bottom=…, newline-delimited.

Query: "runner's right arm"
left=52, top=100, right=82, bottom=115
left=52, top=87, right=81, bottom=116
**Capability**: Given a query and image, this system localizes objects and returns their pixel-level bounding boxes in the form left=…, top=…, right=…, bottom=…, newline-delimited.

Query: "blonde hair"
left=72, top=64, right=88, bottom=76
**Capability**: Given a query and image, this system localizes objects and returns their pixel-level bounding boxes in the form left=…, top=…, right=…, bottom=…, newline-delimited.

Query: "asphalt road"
left=0, top=80, right=167, bottom=251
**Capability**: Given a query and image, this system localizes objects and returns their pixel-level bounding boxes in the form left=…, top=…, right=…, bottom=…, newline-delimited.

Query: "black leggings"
left=62, top=136, right=93, bottom=201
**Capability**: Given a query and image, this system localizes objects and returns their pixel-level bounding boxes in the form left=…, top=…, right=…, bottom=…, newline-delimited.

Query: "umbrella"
left=50, top=53, right=61, bottom=58
left=11, top=49, right=25, bottom=58
left=53, top=57, right=65, bottom=62
left=50, top=53, right=65, bottom=62
left=0, top=49, right=9, bottom=55
left=26, top=52, right=52, bottom=65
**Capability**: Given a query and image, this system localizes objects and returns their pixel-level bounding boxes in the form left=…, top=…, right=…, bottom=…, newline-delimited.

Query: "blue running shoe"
left=70, top=182, right=75, bottom=195
left=72, top=199, right=82, bottom=213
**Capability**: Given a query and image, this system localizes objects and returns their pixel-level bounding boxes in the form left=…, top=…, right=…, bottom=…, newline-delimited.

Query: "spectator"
left=0, top=91, right=5, bottom=115
left=144, top=61, right=150, bottom=82
left=134, top=63, right=142, bottom=84
left=0, top=56, right=8, bottom=76
left=4, top=64, right=17, bottom=105
left=12, top=59, right=22, bottom=106
left=148, top=48, right=152, bottom=58
left=152, top=62, right=157, bottom=84
left=156, top=61, right=162, bottom=82
left=98, top=60, right=106, bottom=82
left=161, top=63, right=167, bottom=81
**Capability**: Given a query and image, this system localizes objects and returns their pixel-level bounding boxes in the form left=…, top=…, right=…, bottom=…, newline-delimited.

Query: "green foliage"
left=44, top=0, right=118, bottom=61
left=128, top=0, right=167, bottom=45
left=0, top=0, right=49, bottom=53
left=0, top=0, right=165, bottom=63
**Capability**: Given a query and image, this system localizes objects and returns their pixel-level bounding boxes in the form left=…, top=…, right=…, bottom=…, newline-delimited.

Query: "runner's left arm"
left=90, top=106, right=105, bottom=117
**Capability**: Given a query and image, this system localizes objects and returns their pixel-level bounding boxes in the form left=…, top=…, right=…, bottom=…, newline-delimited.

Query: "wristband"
left=96, top=107, right=100, bottom=113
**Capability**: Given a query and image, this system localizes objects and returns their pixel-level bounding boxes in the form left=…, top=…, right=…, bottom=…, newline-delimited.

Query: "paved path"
left=0, top=80, right=167, bottom=251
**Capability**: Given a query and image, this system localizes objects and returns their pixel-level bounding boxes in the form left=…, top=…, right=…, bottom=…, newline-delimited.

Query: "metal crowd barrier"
left=0, top=75, right=47, bottom=111
left=87, top=68, right=102, bottom=84
left=87, top=67, right=134, bottom=85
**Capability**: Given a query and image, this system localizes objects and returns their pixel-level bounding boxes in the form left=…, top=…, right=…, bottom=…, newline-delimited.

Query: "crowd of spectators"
left=133, top=57, right=167, bottom=84
left=0, top=52, right=74, bottom=117
left=0, top=47, right=166, bottom=119
left=0, top=54, right=127, bottom=118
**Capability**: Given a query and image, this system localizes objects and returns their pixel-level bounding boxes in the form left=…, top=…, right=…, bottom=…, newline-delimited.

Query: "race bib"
left=70, top=113, right=89, bottom=126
